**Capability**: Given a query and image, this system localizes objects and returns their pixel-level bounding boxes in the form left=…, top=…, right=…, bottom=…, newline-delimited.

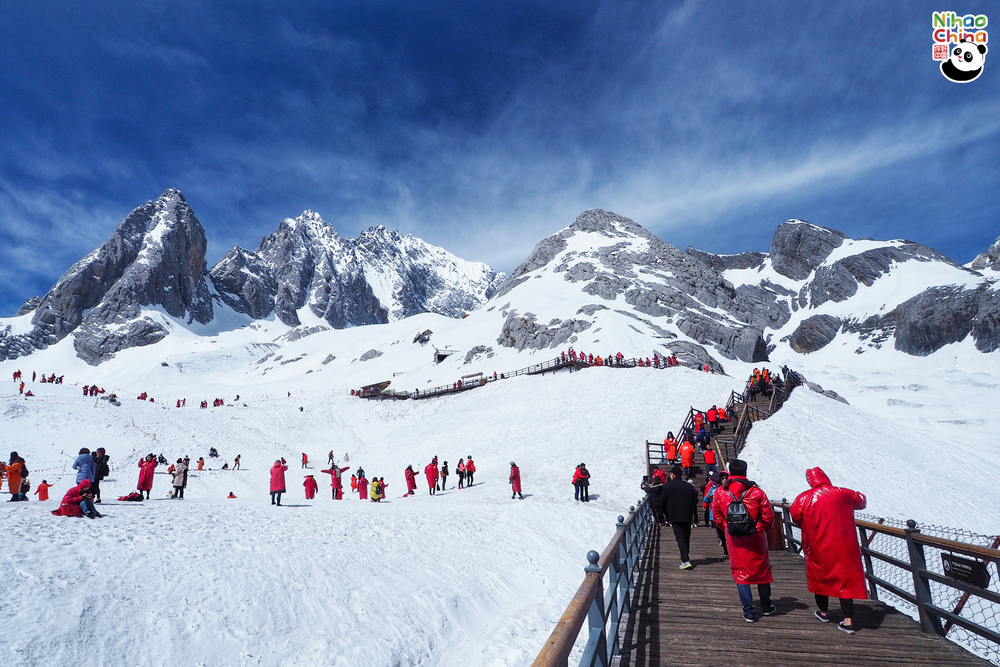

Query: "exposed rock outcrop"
left=770, top=220, right=845, bottom=280
left=784, top=315, right=842, bottom=353
left=970, top=235, right=1000, bottom=271
left=497, top=311, right=592, bottom=351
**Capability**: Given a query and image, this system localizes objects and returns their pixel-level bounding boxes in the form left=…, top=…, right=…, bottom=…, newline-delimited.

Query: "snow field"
left=1, top=366, right=741, bottom=667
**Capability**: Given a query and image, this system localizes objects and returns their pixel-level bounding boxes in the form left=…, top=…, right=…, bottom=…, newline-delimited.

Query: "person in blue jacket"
left=73, top=448, right=96, bottom=484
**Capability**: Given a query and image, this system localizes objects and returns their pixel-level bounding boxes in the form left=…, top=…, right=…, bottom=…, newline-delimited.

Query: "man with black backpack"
left=91, top=447, right=110, bottom=503
left=711, top=459, right=776, bottom=623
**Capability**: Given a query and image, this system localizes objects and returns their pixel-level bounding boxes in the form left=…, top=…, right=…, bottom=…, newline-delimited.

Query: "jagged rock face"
left=1, top=189, right=214, bottom=364
left=809, top=243, right=967, bottom=308
left=770, top=220, right=846, bottom=280
left=970, top=235, right=1000, bottom=271
left=893, top=285, right=1000, bottom=355
left=497, top=209, right=773, bottom=364
left=218, top=213, right=504, bottom=328
left=685, top=247, right=767, bottom=272
left=15, top=297, right=41, bottom=317
left=784, top=315, right=842, bottom=353
left=210, top=247, right=279, bottom=319
left=497, top=310, right=592, bottom=351
left=667, top=341, right=725, bottom=374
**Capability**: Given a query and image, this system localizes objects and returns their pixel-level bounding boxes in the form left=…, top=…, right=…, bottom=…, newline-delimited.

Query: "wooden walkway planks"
left=616, top=514, right=991, bottom=666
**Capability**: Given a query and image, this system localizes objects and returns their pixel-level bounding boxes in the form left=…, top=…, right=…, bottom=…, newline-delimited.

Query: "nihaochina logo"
left=933, top=11, right=988, bottom=83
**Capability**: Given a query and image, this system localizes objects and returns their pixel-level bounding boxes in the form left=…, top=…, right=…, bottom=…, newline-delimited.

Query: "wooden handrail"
left=530, top=574, right=603, bottom=667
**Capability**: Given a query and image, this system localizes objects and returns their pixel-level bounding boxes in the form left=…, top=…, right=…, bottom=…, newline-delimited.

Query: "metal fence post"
left=585, top=550, right=608, bottom=667
left=781, top=498, right=797, bottom=553
left=610, top=515, right=626, bottom=658
left=857, top=525, right=879, bottom=601
left=904, top=519, right=944, bottom=636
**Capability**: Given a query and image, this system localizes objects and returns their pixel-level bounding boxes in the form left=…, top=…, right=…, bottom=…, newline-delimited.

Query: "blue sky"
left=1, top=1, right=997, bottom=316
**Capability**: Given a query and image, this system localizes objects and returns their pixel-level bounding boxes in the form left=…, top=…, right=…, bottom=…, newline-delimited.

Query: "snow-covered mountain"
left=211, top=210, right=505, bottom=327
left=693, top=220, right=1000, bottom=358
left=0, top=191, right=505, bottom=365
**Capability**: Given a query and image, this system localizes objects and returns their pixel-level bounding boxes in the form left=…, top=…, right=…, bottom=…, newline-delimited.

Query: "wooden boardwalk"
left=617, top=481, right=990, bottom=665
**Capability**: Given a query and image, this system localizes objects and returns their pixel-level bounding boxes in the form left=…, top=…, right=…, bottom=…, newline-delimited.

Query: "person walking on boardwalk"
left=424, top=457, right=439, bottom=495
left=679, top=440, right=695, bottom=480
left=641, top=471, right=667, bottom=526
left=509, top=462, right=523, bottom=499
left=663, top=465, right=699, bottom=569
left=572, top=464, right=591, bottom=502
left=465, top=456, right=476, bottom=486
left=790, top=467, right=868, bottom=635
left=711, top=459, right=776, bottom=622
left=663, top=433, right=678, bottom=466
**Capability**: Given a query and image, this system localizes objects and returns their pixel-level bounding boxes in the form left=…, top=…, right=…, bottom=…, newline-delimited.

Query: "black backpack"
left=724, top=480, right=758, bottom=536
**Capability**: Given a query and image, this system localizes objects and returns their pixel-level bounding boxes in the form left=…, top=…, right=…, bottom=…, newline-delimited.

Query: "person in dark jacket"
left=91, top=447, right=110, bottom=503
left=663, top=465, right=699, bottom=569
left=641, top=471, right=667, bottom=525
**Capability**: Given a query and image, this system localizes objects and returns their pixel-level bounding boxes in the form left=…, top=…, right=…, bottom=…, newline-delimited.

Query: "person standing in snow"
left=137, top=454, right=157, bottom=499
left=73, top=448, right=96, bottom=486
left=509, top=462, right=523, bottom=500
left=91, top=447, right=110, bottom=504
left=465, top=456, right=476, bottom=487
left=301, top=453, right=309, bottom=469
left=172, top=459, right=189, bottom=499
left=6, top=452, right=28, bottom=502
left=270, top=460, right=288, bottom=505
left=357, top=471, right=369, bottom=500
left=790, top=468, right=868, bottom=635
left=303, top=475, right=318, bottom=500
left=424, top=458, right=439, bottom=495
left=573, top=464, right=591, bottom=502
left=456, top=459, right=466, bottom=489
left=404, top=465, right=417, bottom=496
left=321, top=463, right=350, bottom=499
left=233, top=454, right=241, bottom=470
left=370, top=477, right=382, bottom=502
left=440, top=461, right=449, bottom=491
left=711, top=459, right=775, bottom=623
left=34, top=480, right=53, bottom=501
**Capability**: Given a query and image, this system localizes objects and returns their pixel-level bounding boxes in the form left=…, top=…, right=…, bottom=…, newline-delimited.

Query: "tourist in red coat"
left=303, top=475, right=318, bottom=500
left=270, top=460, right=288, bottom=506
left=790, top=467, right=868, bottom=634
left=509, top=462, right=523, bottom=500
left=321, top=465, right=350, bottom=499
left=404, top=465, right=417, bottom=495
left=424, top=458, right=439, bottom=495
left=52, top=479, right=98, bottom=517
left=137, top=454, right=157, bottom=499
left=711, top=459, right=775, bottom=622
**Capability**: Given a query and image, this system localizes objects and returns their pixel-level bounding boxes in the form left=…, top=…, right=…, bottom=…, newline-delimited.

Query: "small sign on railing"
left=941, top=553, right=992, bottom=588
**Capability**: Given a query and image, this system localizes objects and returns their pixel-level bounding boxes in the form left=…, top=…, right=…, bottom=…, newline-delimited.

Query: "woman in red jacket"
left=790, top=468, right=867, bottom=634
left=404, top=465, right=417, bottom=496
left=303, top=475, right=318, bottom=500
left=52, top=479, right=100, bottom=518
left=270, top=460, right=288, bottom=506
left=509, top=462, right=523, bottom=500
left=711, top=459, right=774, bottom=622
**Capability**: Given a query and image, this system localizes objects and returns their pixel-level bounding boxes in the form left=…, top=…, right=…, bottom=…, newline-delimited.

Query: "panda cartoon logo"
left=941, top=41, right=987, bottom=83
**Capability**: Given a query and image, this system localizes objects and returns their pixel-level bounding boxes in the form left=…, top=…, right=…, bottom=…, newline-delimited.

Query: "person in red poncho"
left=52, top=479, right=101, bottom=517
left=321, top=464, right=351, bottom=499
left=790, top=467, right=868, bottom=635
left=404, top=465, right=417, bottom=496
left=424, top=458, right=439, bottom=495
left=509, top=462, right=523, bottom=500
left=711, top=459, right=775, bottom=622
left=303, top=475, right=318, bottom=500
left=270, top=460, right=288, bottom=506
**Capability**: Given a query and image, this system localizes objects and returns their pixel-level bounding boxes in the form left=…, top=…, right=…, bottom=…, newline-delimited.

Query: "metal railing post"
left=584, top=550, right=608, bottom=667
left=781, top=498, right=797, bottom=553
left=905, top=519, right=944, bottom=636
left=610, top=515, right=626, bottom=658
left=857, top=525, right=879, bottom=601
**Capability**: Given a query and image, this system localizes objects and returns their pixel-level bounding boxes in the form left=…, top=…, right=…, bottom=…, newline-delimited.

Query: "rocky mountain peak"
left=970, top=234, right=1000, bottom=272
left=770, top=220, right=847, bottom=280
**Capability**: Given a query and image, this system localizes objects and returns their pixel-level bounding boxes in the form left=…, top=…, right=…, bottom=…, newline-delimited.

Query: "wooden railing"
left=772, top=502, right=1000, bottom=663
left=531, top=500, right=653, bottom=667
